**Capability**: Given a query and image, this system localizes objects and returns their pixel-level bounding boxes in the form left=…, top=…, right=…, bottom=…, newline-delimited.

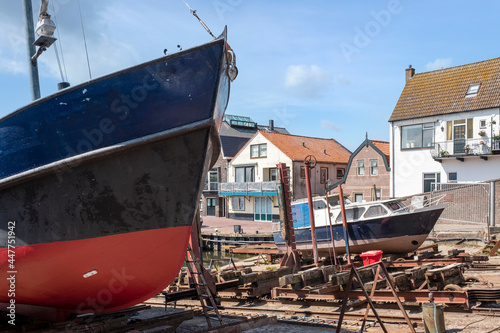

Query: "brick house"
left=200, top=115, right=287, bottom=217
left=329, top=136, right=390, bottom=202
left=220, top=131, right=351, bottom=221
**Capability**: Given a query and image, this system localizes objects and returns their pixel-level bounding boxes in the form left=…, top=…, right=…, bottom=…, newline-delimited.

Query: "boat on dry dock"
left=273, top=195, right=446, bottom=255
left=0, top=2, right=237, bottom=321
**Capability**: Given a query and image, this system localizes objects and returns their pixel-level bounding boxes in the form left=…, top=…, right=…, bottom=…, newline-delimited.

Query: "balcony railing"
left=219, top=181, right=278, bottom=196
left=431, top=138, right=500, bottom=159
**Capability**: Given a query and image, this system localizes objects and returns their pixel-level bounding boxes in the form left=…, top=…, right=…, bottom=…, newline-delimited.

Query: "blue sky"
left=1, top=1, right=499, bottom=151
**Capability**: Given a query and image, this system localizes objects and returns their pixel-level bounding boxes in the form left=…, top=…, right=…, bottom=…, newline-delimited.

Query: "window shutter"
left=446, top=121, right=453, bottom=140
left=467, top=118, right=473, bottom=138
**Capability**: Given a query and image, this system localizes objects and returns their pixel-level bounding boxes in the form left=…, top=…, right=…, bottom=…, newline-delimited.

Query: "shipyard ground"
left=3, top=217, right=500, bottom=332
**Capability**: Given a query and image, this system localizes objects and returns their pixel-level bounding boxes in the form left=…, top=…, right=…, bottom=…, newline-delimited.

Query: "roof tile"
left=390, top=57, right=500, bottom=122
left=259, top=131, right=351, bottom=164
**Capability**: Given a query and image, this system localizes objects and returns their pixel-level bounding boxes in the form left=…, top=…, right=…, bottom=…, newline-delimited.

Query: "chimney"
left=269, top=119, right=274, bottom=131
left=405, top=65, right=415, bottom=82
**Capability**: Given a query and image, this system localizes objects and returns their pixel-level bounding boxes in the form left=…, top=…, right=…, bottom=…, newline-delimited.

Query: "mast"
left=22, top=0, right=41, bottom=100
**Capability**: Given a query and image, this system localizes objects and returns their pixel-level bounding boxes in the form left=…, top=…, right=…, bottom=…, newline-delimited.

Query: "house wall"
left=200, top=153, right=229, bottom=217
left=292, top=162, right=347, bottom=200
left=227, top=133, right=292, bottom=221
left=341, top=145, right=390, bottom=201
left=390, top=108, right=500, bottom=197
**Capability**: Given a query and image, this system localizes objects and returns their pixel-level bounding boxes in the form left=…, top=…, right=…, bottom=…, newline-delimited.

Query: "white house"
left=219, top=131, right=351, bottom=221
left=389, top=60, right=500, bottom=198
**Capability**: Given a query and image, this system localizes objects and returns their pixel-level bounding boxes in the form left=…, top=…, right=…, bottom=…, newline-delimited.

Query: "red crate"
left=360, top=250, right=383, bottom=265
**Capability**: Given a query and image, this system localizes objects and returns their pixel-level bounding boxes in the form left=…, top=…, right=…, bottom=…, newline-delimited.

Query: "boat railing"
left=395, top=193, right=447, bottom=213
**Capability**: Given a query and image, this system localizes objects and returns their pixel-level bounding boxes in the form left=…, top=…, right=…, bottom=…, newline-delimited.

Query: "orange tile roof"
left=371, top=140, right=390, bottom=156
left=371, top=140, right=390, bottom=166
left=259, top=131, right=351, bottom=164
left=389, top=57, right=500, bottom=122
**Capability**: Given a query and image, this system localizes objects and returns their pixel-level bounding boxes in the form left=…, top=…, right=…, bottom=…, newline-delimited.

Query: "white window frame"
left=370, top=159, right=378, bottom=176
left=232, top=197, right=245, bottom=211
left=250, top=143, right=267, bottom=158
left=357, top=160, right=365, bottom=176
left=401, top=123, right=434, bottom=149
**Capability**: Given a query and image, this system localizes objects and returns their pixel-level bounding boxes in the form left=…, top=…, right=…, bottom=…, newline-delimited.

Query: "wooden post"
left=304, top=162, right=319, bottom=266
left=338, top=184, right=351, bottom=264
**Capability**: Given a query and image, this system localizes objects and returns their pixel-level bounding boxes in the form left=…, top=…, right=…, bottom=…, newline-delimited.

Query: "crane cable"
left=50, top=1, right=67, bottom=82
left=77, top=0, right=92, bottom=79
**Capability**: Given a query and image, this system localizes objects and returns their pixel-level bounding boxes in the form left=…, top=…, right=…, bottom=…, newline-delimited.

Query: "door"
left=254, top=197, right=273, bottom=221
left=206, top=198, right=216, bottom=216
left=453, top=125, right=466, bottom=154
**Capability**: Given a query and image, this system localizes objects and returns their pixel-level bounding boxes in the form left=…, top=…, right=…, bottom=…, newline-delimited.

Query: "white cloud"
left=0, top=56, right=25, bottom=75
left=320, top=119, right=341, bottom=132
left=425, top=58, right=452, bottom=71
left=284, top=64, right=332, bottom=98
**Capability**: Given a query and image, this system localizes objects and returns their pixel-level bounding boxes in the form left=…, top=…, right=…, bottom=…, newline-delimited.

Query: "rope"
left=53, top=44, right=65, bottom=82
left=77, top=0, right=92, bottom=79
left=50, top=1, right=67, bottom=82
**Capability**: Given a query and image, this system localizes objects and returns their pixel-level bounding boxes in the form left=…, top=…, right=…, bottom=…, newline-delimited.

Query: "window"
left=250, top=143, right=267, bottom=158
left=354, top=193, right=363, bottom=202
left=480, top=120, right=487, bottom=128
left=466, top=83, right=480, bottom=97
left=357, top=160, right=364, bottom=176
left=370, top=159, right=378, bottom=176
left=204, top=169, right=219, bottom=191
left=300, top=166, right=306, bottom=179
left=337, top=168, right=345, bottom=179
left=320, top=167, right=328, bottom=184
left=376, top=189, right=381, bottom=200
left=401, top=123, right=434, bottom=149
left=235, top=166, right=254, bottom=182
left=364, top=205, right=387, bottom=218
left=423, top=172, right=440, bottom=193
left=336, top=207, right=366, bottom=222
left=232, top=197, right=245, bottom=211
left=269, top=168, right=277, bottom=181
left=448, top=172, right=457, bottom=182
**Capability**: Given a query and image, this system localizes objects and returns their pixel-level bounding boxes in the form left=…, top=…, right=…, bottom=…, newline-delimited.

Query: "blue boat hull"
left=273, top=205, right=445, bottom=254
left=0, top=33, right=232, bottom=319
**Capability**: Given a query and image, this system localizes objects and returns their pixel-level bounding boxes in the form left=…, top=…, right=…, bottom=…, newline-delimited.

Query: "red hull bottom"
left=0, top=226, right=191, bottom=321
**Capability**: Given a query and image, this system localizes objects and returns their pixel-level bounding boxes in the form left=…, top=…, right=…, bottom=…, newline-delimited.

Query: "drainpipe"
left=491, top=181, right=496, bottom=227
left=390, top=122, right=395, bottom=198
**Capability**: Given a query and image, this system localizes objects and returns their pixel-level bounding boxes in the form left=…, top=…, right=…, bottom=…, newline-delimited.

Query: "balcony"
left=219, top=181, right=278, bottom=196
left=432, top=138, right=500, bottom=162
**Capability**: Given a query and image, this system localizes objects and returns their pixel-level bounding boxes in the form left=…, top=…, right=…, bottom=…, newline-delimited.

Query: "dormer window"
left=466, top=83, right=480, bottom=97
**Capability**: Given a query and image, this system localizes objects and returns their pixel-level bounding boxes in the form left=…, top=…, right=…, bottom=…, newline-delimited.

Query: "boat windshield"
left=384, top=201, right=408, bottom=213
left=335, top=207, right=366, bottom=222
left=313, top=200, right=327, bottom=210
left=327, top=196, right=352, bottom=207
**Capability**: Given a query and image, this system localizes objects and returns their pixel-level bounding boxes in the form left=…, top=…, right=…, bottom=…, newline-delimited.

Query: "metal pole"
left=338, top=184, right=351, bottom=264
left=22, top=0, right=41, bottom=100
left=324, top=179, right=337, bottom=266
left=304, top=164, right=319, bottom=266
left=490, top=181, right=496, bottom=227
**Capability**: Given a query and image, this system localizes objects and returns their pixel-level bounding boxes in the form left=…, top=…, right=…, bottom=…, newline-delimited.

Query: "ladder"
left=482, top=239, right=500, bottom=256
left=185, top=243, right=223, bottom=328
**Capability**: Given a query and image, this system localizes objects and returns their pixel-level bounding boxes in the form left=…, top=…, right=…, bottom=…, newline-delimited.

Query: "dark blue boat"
left=273, top=196, right=445, bottom=255
left=0, top=29, right=236, bottom=320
